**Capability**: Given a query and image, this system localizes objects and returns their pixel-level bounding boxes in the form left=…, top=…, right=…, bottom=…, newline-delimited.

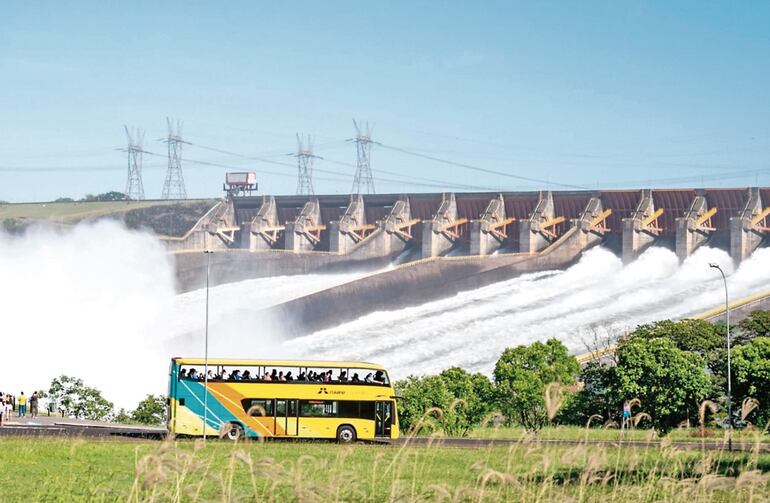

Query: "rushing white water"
left=284, top=245, right=770, bottom=379
left=3, top=220, right=770, bottom=411
left=0, top=222, right=376, bottom=410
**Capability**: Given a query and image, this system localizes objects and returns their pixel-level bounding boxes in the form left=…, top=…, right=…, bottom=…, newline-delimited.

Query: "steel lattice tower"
left=161, top=118, right=188, bottom=199
left=293, top=133, right=317, bottom=195
left=350, top=119, right=375, bottom=194
left=123, top=125, right=145, bottom=200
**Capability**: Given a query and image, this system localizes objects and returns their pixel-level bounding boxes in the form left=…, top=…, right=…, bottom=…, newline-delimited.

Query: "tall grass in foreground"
left=118, top=424, right=770, bottom=503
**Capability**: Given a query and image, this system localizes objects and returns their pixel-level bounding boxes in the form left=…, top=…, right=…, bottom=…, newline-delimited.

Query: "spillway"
left=3, top=220, right=769, bottom=412
left=280, top=246, right=770, bottom=378
left=0, top=221, right=381, bottom=410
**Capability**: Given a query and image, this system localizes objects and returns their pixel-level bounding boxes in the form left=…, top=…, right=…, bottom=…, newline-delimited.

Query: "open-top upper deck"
left=172, top=357, right=387, bottom=371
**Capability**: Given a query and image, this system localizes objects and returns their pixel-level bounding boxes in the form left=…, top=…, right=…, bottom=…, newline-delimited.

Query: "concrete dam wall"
left=173, top=187, right=770, bottom=290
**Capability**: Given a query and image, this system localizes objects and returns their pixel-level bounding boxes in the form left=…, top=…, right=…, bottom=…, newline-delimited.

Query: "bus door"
left=375, top=401, right=393, bottom=437
left=275, top=399, right=298, bottom=436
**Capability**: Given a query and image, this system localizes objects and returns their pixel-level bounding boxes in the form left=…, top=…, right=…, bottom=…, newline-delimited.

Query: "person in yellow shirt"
left=17, top=392, right=27, bottom=417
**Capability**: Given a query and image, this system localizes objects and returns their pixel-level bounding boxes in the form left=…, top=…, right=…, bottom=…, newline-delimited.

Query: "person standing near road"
left=29, top=392, right=39, bottom=418
left=17, top=392, right=27, bottom=417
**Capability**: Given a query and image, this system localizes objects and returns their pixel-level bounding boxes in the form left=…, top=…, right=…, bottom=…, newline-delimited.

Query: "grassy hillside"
left=0, top=199, right=218, bottom=237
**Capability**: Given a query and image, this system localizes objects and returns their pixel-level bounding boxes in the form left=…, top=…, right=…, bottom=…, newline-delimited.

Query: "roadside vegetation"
left=396, top=310, right=770, bottom=440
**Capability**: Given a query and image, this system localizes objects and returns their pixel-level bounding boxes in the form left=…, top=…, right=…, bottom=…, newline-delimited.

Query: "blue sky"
left=1, top=1, right=769, bottom=201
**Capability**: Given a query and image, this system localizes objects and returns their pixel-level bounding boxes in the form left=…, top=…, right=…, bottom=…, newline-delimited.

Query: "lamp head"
left=709, top=262, right=720, bottom=269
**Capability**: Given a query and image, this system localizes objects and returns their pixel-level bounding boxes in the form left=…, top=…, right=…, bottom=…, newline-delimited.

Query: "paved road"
left=0, top=416, right=165, bottom=439
left=2, top=417, right=767, bottom=452
left=394, top=436, right=770, bottom=452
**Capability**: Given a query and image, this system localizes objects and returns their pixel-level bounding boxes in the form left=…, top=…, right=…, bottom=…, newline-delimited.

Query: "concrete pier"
left=470, top=194, right=511, bottom=255
left=285, top=198, right=323, bottom=252
left=519, top=191, right=560, bottom=254
left=730, top=187, right=768, bottom=263
left=329, top=195, right=369, bottom=254
left=675, top=193, right=715, bottom=262
left=622, top=189, right=661, bottom=263
left=422, top=193, right=462, bottom=258
left=240, top=195, right=281, bottom=251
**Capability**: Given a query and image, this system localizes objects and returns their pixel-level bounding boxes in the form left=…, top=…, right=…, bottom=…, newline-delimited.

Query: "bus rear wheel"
left=222, top=423, right=244, bottom=441
left=336, top=425, right=357, bottom=444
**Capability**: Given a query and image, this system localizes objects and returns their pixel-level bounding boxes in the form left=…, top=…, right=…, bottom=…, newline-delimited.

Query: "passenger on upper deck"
left=338, top=371, right=348, bottom=382
left=263, top=372, right=272, bottom=381
left=189, top=369, right=199, bottom=379
left=298, top=371, right=306, bottom=381
left=364, top=373, right=373, bottom=383
left=373, top=370, right=386, bottom=384
left=231, top=370, right=242, bottom=381
left=206, top=370, right=215, bottom=380
left=351, top=373, right=361, bottom=383
left=285, top=371, right=294, bottom=381
left=242, top=370, right=252, bottom=380
left=270, top=369, right=278, bottom=381
left=221, top=369, right=230, bottom=380
left=179, top=369, right=188, bottom=379
left=323, top=370, right=331, bottom=383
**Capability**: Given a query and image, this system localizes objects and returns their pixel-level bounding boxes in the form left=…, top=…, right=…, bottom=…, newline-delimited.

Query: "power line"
left=121, top=125, right=145, bottom=200
left=377, top=142, right=588, bottom=190
left=349, top=119, right=376, bottom=194
left=159, top=118, right=188, bottom=199
left=291, top=134, right=319, bottom=195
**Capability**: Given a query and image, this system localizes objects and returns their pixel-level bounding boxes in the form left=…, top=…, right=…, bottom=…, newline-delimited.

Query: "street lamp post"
left=203, top=250, right=213, bottom=442
left=709, top=262, right=732, bottom=452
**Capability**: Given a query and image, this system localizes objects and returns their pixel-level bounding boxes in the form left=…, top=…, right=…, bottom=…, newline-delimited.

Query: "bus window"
left=359, top=401, right=375, bottom=419
left=243, top=399, right=274, bottom=416
left=300, top=400, right=338, bottom=417
left=338, top=401, right=359, bottom=418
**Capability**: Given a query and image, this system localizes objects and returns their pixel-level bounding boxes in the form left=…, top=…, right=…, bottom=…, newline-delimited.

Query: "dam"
left=164, top=186, right=770, bottom=336
left=2, top=187, right=770, bottom=409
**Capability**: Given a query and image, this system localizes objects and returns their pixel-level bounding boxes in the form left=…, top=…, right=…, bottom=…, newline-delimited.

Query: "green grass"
left=0, top=199, right=214, bottom=223
left=0, top=436, right=769, bottom=502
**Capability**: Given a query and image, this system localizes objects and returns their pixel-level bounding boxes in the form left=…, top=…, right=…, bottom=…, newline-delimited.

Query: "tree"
left=737, top=310, right=770, bottom=343
left=131, top=395, right=167, bottom=425
left=79, top=191, right=128, bottom=202
left=732, top=337, right=770, bottom=426
left=48, top=375, right=113, bottom=420
left=395, top=375, right=453, bottom=434
left=614, top=337, right=711, bottom=432
left=630, top=319, right=725, bottom=374
left=559, top=361, right=619, bottom=425
left=493, top=339, right=579, bottom=431
left=394, top=368, right=495, bottom=436
left=54, top=197, right=75, bottom=203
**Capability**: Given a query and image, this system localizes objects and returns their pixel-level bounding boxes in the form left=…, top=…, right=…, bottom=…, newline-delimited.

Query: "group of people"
left=181, top=368, right=388, bottom=385
left=0, top=392, right=40, bottom=425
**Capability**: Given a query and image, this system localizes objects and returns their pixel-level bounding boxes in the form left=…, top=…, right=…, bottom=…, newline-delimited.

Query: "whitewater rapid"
left=0, top=221, right=379, bottom=410
left=285, top=245, right=770, bottom=378
left=3, top=220, right=770, bottom=411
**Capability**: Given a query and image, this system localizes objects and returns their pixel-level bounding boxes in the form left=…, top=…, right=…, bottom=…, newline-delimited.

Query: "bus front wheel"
left=336, top=425, right=357, bottom=444
left=223, top=423, right=244, bottom=441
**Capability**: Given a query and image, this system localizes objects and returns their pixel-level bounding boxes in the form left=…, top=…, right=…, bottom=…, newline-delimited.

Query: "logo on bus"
left=318, top=387, right=345, bottom=395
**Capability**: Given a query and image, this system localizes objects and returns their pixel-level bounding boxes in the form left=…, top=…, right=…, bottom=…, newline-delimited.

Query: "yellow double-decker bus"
left=168, top=358, right=399, bottom=442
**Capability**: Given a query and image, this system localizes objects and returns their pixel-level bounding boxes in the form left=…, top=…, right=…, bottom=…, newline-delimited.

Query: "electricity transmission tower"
left=122, top=126, right=145, bottom=200
left=160, top=118, right=188, bottom=199
left=292, top=133, right=318, bottom=195
left=350, top=119, right=376, bottom=194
